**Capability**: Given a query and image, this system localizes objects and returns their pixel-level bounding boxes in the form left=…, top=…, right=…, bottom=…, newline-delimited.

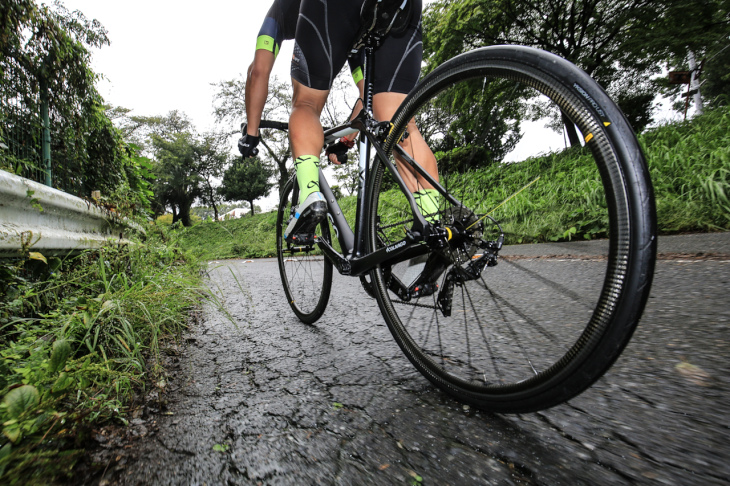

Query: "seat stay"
left=392, top=144, right=465, bottom=208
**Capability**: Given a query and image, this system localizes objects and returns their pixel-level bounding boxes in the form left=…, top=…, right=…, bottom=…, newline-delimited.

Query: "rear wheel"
left=277, top=177, right=333, bottom=324
left=368, top=46, right=656, bottom=412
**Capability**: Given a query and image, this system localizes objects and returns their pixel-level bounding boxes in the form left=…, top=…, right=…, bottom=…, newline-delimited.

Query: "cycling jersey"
left=291, top=0, right=422, bottom=94
left=256, top=0, right=300, bottom=58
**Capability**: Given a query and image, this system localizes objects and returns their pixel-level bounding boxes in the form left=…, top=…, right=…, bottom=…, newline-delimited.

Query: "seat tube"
left=354, top=44, right=376, bottom=257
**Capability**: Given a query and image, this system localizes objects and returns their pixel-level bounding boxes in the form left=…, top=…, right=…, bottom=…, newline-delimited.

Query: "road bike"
left=257, top=7, right=656, bottom=413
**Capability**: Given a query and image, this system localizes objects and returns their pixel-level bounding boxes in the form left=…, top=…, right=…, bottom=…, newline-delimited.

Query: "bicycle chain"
left=392, top=299, right=439, bottom=310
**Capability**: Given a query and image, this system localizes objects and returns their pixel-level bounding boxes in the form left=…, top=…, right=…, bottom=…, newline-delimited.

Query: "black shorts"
left=291, top=0, right=422, bottom=94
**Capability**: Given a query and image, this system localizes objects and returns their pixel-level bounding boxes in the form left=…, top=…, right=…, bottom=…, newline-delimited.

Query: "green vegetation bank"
left=180, top=106, right=730, bottom=261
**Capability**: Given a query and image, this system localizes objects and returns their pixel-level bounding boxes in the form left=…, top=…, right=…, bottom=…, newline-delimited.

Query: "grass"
left=0, top=224, right=204, bottom=483
left=179, top=106, right=730, bottom=260
left=642, top=107, right=730, bottom=232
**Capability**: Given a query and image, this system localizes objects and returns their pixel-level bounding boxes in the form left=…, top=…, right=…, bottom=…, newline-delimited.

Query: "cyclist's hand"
left=325, top=137, right=355, bottom=165
left=238, top=133, right=260, bottom=158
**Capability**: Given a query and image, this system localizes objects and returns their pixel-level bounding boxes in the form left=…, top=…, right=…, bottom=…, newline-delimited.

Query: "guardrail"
left=0, top=170, right=142, bottom=258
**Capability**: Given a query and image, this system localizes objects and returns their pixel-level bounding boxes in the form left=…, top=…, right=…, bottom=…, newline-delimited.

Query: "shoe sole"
left=284, top=200, right=328, bottom=242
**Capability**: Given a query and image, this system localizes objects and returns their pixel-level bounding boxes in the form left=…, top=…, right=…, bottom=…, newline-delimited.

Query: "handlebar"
left=240, top=120, right=289, bottom=134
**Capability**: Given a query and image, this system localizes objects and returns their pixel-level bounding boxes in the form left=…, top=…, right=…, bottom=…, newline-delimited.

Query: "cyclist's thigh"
left=291, top=0, right=363, bottom=90
left=373, top=0, right=423, bottom=95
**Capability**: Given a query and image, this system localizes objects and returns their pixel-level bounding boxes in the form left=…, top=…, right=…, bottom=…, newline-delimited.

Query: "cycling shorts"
left=291, top=0, right=422, bottom=94
left=256, top=0, right=300, bottom=58
left=257, top=0, right=364, bottom=83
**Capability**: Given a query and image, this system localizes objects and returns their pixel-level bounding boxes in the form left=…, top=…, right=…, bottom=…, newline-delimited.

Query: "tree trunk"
left=171, top=204, right=179, bottom=224
left=688, top=51, right=703, bottom=116
left=277, top=167, right=288, bottom=200
left=179, top=201, right=193, bottom=227
left=561, top=111, right=581, bottom=148
left=259, top=137, right=289, bottom=200
left=248, top=199, right=255, bottom=217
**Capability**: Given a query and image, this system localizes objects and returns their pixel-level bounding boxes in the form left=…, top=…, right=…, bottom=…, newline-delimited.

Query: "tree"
left=218, top=158, right=274, bottom=217
left=190, top=133, right=228, bottom=221
left=151, top=132, right=203, bottom=226
left=145, top=113, right=231, bottom=225
left=651, top=0, right=730, bottom=111
left=212, top=75, right=292, bottom=198
left=423, top=0, right=730, bottom=134
left=0, top=0, right=136, bottom=198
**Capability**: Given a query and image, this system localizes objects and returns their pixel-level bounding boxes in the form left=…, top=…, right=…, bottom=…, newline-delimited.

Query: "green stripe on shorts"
left=351, top=66, right=364, bottom=85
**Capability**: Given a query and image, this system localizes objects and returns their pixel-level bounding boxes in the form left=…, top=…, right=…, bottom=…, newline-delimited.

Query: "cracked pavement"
left=103, top=234, right=730, bottom=485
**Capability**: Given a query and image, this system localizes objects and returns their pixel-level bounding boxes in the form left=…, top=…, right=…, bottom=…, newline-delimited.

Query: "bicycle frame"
left=306, top=41, right=464, bottom=278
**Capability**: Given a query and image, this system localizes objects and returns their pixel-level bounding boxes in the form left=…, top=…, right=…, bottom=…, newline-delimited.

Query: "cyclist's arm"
left=327, top=57, right=365, bottom=164
left=245, top=49, right=276, bottom=137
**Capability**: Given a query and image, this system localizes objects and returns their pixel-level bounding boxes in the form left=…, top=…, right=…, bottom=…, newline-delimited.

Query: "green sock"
left=414, top=188, right=440, bottom=222
left=294, top=155, right=320, bottom=204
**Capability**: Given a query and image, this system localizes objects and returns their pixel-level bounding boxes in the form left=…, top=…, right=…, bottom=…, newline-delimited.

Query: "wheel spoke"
left=366, top=48, right=654, bottom=412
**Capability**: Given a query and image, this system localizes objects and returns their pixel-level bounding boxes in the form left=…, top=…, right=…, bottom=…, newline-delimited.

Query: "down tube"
left=353, top=136, right=371, bottom=258
left=318, top=170, right=354, bottom=257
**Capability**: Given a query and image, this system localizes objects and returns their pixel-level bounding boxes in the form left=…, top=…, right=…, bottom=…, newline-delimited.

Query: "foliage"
left=148, top=121, right=229, bottom=226
left=177, top=210, right=280, bottom=260
left=423, top=0, right=730, bottom=132
left=218, top=158, right=274, bottom=217
left=696, top=45, right=730, bottom=108
left=189, top=133, right=229, bottom=222
left=0, top=226, right=203, bottom=483
left=415, top=77, right=524, bottom=172
left=641, top=105, right=730, bottom=231
left=180, top=106, right=729, bottom=261
left=212, top=75, right=293, bottom=197
left=0, top=1, right=154, bottom=217
left=151, top=132, right=203, bottom=226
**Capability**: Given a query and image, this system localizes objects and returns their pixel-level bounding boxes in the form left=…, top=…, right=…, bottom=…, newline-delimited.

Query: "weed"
left=0, top=224, right=203, bottom=483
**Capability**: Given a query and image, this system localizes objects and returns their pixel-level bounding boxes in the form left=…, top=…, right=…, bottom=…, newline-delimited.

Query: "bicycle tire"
left=276, top=177, right=333, bottom=324
left=367, top=46, right=656, bottom=413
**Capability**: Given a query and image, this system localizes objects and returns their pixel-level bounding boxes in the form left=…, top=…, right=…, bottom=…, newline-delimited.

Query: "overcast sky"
left=62, top=0, right=296, bottom=133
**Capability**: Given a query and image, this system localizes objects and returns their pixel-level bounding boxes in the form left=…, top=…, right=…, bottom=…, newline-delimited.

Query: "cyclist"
left=284, top=0, right=441, bottom=243
left=239, top=0, right=365, bottom=159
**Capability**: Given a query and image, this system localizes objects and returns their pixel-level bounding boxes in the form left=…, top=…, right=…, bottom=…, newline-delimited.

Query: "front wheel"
left=368, top=46, right=656, bottom=413
left=276, top=177, right=333, bottom=324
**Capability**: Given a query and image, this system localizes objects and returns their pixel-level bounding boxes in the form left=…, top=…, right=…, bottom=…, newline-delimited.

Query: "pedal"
left=288, top=233, right=316, bottom=246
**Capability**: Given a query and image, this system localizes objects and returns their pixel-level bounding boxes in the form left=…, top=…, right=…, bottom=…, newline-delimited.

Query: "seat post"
left=360, top=35, right=381, bottom=117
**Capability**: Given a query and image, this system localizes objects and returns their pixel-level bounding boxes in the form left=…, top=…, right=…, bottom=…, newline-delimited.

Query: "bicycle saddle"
left=353, top=0, right=413, bottom=49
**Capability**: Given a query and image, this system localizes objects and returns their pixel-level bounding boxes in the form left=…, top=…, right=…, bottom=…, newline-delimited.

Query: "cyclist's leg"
left=289, top=0, right=361, bottom=199
left=370, top=1, right=439, bottom=221
left=374, top=93, right=441, bottom=223
left=290, top=80, right=328, bottom=161
left=283, top=81, right=330, bottom=239
left=373, top=93, right=438, bottom=188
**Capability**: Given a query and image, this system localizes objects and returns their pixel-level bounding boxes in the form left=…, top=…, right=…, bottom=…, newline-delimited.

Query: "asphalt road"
left=93, top=233, right=730, bottom=485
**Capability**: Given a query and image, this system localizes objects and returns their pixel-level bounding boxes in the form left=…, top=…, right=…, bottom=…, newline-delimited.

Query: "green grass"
left=0, top=225, right=204, bottom=483
left=641, top=107, right=730, bottom=232
left=179, top=106, right=730, bottom=260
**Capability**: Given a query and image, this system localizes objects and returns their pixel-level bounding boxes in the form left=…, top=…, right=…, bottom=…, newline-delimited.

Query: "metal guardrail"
left=0, top=169, right=141, bottom=258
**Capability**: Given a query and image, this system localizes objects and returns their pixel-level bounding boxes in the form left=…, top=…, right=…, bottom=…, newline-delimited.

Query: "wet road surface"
left=102, top=234, right=730, bottom=485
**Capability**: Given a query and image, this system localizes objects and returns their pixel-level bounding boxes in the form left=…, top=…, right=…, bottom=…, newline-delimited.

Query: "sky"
left=61, top=0, right=296, bottom=134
